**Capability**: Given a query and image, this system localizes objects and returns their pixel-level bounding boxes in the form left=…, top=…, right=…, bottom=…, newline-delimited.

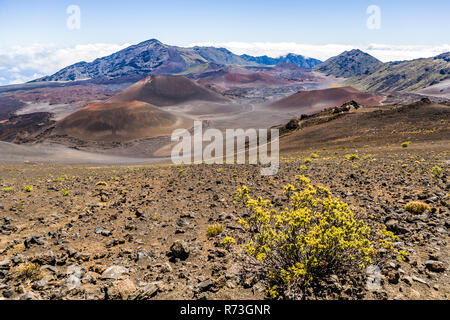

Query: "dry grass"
left=404, top=201, right=431, bottom=214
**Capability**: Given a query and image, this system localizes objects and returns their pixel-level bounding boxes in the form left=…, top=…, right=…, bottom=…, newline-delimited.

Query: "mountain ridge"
left=344, top=53, right=450, bottom=93
left=33, top=39, right=322, bottom=82
left=313, top=49, right=383, bottom=78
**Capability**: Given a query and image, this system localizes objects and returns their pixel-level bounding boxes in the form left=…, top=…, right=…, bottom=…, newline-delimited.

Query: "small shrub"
left=207, top=224, right=224, bottom=237
left=178, top=168, right=183, bottom=174
left=2, top=187, right=13, bottom=193
left=405, top=201, right=431, bottom=214
left=16, top=262, right=41, bottom=279
left=304, top=158, right=311, bottom=164
left=235, top=176, right=397, bottom=299
left=96, top=181, right=107, bottom=186
left=431, top=165, right=442, bottom=178
left=220, top=236, right=235, bottom=249
left=62, top=189, right=70, bottom=196
left=401, top=141, right=411, bottom=148
left=345, top=154, right=359, bottom=161
left=24, top=185, right=33, bottom=192
left=299, top=165, right=307, bottom=171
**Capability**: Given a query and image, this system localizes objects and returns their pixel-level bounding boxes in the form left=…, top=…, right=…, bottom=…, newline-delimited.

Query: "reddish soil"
left=270, top=86, right=383, bottom=114
left=109, top=75, right=228, bottom=106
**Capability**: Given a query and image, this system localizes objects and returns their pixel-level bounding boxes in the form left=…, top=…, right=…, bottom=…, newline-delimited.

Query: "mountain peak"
left=313, top=49, right=382, bottom=78
left=346, top=48, right=365, bottom=54
left=140, top=38, right=163, bottom=45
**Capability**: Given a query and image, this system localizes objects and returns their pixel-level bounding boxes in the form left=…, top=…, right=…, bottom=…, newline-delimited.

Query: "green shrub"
left=431, top=165, right=442, bottom=178
left=405, top=201, right=430, bottom=214
left=207, top=224, right=224, bottom=237
left=24, top=185, right=33, bottom=192
left=235, top=176, right=397, bottom=299
left=2, top=187, right=13, bottom=193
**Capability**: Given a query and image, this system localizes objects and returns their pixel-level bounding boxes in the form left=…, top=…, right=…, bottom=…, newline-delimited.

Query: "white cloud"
left=0, top=43, right=130, bottom=85
left=190, top=41, right=450, bottom=62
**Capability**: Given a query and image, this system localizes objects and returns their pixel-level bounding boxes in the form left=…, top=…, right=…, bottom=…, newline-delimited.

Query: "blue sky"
left=0, top=0, right=449, bottom=84
left=1, top=0, right=449, bottom=46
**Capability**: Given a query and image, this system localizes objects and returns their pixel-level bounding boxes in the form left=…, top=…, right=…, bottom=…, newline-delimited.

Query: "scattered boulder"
left=195, top=279, right=214, bottom=293
left=169, top=240, right=190, bottom=261
left=31, top=251, right=56, bottom=266
left=20, top=291, right=39, bottom=300
left=111, top=278, right=136, bottom=299
left=66, top=274, right=81, bottom=290
left=0, top=259, right=11, bottom=271
left=101, top=265, right=128, bottom=280
left=129, top=282, right=161, bottom=300
left=24, top=235, right=46, bottom=248
left=66, top=265, right=84, bottom=278
left=424, top=260, right=446, bottom=273
left=32, top=278, right=48, bottom=291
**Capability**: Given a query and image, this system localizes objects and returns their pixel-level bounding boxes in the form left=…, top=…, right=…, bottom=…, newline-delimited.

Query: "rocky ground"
left=0, top=141, right=448, bottom=300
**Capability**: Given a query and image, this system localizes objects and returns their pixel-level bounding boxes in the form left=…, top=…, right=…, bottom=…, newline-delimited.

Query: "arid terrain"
left=0, top=97, right=449, bottom=300
left=0, top=38, right=449, bottom=301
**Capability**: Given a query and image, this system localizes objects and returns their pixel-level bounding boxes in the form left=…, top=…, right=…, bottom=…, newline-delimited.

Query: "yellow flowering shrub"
left=431, top=165, right=442, bottom=178
left=401, top=141, right=411, bottom=148
left=235, top=175, right=397, bottom=299
left=220, top=235, right=235, bottom=249
left=345, top=154, right=359, bottom=161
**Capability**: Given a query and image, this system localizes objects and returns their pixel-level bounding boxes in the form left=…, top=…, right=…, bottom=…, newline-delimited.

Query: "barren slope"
left=54, top=101, right=192, bottom=142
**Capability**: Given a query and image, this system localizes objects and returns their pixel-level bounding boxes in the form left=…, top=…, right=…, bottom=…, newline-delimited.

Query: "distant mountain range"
left=34, top=39, right=322, bottom=82
left=33, top=38, right=450, bottom=94
left=240, top=53, right=321, bottom=68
